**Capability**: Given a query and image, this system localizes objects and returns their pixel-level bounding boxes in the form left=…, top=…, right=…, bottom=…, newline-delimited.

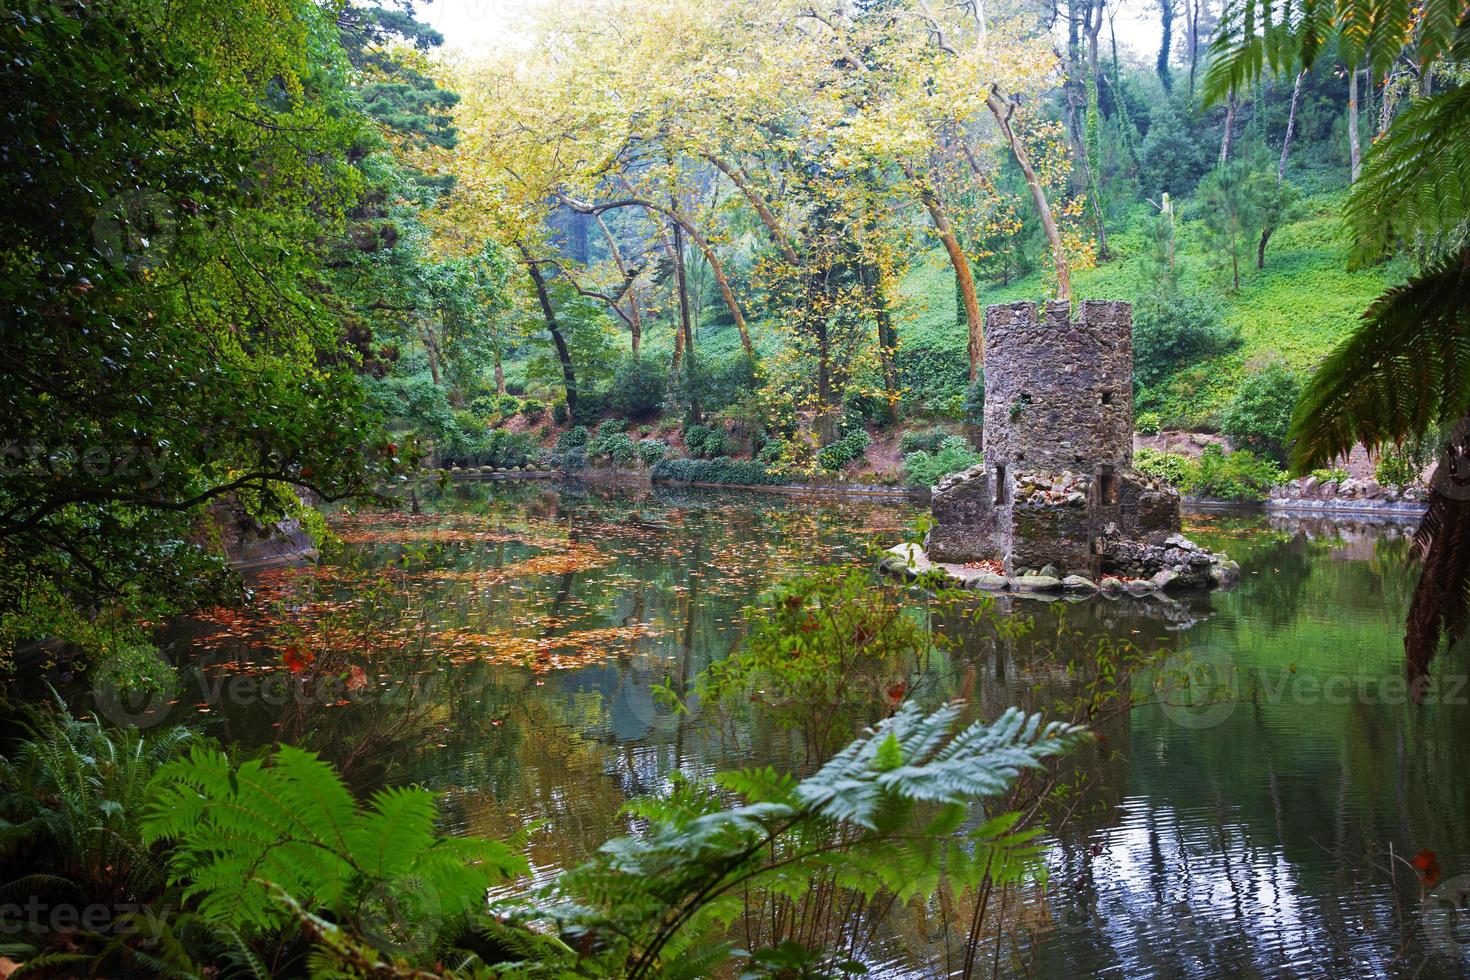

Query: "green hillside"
left=895, top=188, right=1407, bottom=429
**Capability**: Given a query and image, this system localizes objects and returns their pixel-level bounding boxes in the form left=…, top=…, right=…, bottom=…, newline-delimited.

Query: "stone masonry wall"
left=981, top=300, right=1134, bottom=475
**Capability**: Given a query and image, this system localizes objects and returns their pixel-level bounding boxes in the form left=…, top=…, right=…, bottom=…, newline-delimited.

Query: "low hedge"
left=651, top=456, right=786, bottom=486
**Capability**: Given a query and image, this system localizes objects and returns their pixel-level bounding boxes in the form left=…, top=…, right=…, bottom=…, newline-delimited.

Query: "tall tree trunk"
left=1278, top=69, right=1304, bottom=181
left=594, top=214, right=641, bottom=355
left=671, top=220, right=697, bottom=423
left=1348, top=68, right=1362, bottom=182
left=1188, top=0, right=1201, bottom=97
left=705, top=154, right=800, bottom=266
left=518, top=242, right=577, bottom=416
left=675, top=218, right=754, bottom=359
left=1157, top=0, right=1174, bottom=92
left=1219, top=95, right=1236, bottom=164
left=986, top=91, right=1072, bottom=303
left=912, top=174, right=983, bottom=379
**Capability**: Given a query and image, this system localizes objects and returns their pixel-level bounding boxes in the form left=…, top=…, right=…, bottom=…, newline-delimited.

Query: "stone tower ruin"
left=925, top=300, right=1183, bottom=581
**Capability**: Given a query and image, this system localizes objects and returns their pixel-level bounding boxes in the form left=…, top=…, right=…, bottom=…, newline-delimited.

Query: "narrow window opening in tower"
left=1101, top=391, right=1115, bottom=405
left=1019, top=392, right=1032, bottom=404
left=994, top=465, right=1007, bottom=505
left=1099, top=466, right=1119, bottom=505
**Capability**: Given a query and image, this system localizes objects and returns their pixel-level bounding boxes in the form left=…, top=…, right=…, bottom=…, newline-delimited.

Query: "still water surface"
left=173, top=481, right=1470, bottom=978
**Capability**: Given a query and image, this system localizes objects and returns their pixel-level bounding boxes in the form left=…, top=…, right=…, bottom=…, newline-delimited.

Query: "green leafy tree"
left=0, top=0, right=396, bottom=662
left=1198, top=159, right=1259, bottom=291
left=1221, top=361, right=1303, bottom=462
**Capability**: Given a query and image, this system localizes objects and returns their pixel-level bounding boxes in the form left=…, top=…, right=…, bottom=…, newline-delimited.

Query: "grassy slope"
left=895, top=187, right=1407, bottom=427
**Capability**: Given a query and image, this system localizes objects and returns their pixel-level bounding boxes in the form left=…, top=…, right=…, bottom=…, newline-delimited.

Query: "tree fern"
left=522, top=704, right=1087, bottom=979
left=1289, top=247, right=1470, bottom=470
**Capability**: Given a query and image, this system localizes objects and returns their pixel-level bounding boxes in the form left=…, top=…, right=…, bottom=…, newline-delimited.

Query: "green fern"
left=1289, top=247, right=1470, bottom=471
left=525, top=703, right=1087, bottom=979
left=140, top=745, right=527, bottom=958
left=0, top=698, right=194, bottom=902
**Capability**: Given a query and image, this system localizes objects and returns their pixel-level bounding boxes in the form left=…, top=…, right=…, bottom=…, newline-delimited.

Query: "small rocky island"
left=884, top=300, right=1238, bottom=597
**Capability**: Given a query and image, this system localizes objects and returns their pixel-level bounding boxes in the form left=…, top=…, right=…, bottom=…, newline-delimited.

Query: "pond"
left=150, top=481, right=1470, bottom=978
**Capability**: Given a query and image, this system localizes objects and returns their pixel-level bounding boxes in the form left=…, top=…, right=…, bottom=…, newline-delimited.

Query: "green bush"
left=817, top=429, right=871, bottom=472
left=607, top=356, right=668, bottom=417
left=587, top=421, right=636, bottom=466
left=962, top=377, right=985, bottom=426
left=1181, top=445, right=1285, bottom=501
left=651, top=456, right=783, bottom=486
left=669, top=354, right=757, bottom=415
left=570, top=389, right=607, bottom=427
left=1132, top=295, right=1242, bottom=388
left=1134, top=446, right=1192, bottom=485
left=1135, top=411, right=1163, bottom=435
left=683, top=424, right=727, bottom=458
left=756, top=438, right=790, bottom=464
left=556, top=425, right=590, bottom=452
left=1374, top=436, right=1433, bottom=488
left=636, top=439, right=669, bottom=466
left=442, top=417, right=535, bottom=468
left=551, top=399, right=569, bottom=424
left=899, top=427, right=950, bottom=455
left=520, top=397, right=545, bottom=419
left=903, top=436, right=982, bottom=488
left=1220, top=361, right=1301, bottom=462
left=1309, top=466, right=1350, bottom=484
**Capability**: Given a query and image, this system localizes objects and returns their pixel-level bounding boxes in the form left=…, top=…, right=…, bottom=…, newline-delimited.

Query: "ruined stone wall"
left=981, top=300, right=1134, bottom=475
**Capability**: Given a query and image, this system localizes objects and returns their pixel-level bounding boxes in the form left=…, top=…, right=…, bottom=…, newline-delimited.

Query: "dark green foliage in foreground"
left=142, top=745, right=526, bottom=939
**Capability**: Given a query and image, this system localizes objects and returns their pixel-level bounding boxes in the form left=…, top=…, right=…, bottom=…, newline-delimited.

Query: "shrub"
left=1134, top=446, right=1192, bottom=485
left=1309, top=466, right=1350, bottom=484
left=683, top=424, right=727, bottom=458
left=817, top=429, right=871, bottom=472
left=1374, top=436, right=1434, bottom=488
left=1220, top=361, right=1301, bottom=463
left=520, top=397, right=545, bottom=419
left=1135, top=411, right=1162, bottom=435
left=903, top=436, right=982, bottom=488
left=587, top=421, right=636, bottom=466
left=669, top=354, right=757, bottom=415
left=607, top=356, right=667, bottom=417
left=570, top=390, right=607, bottom=427
left=636, top=439, right=669, bottom=466
left=1132, top=295, right=1242, bottom=388
left=757, top=438, right=790, bottom=464
left=1180, top=445, right=1285, bottom=501
left=651, top=456, right=783, bottom=486
left=555, top=425, right=589, bottom=452
left=551, top=399, right=569, bottom=424
left=899, top=427, right=950, bottom=455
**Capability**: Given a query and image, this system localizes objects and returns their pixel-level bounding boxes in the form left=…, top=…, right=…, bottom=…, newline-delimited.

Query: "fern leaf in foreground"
left=530, top=703, right=1087, bottom=979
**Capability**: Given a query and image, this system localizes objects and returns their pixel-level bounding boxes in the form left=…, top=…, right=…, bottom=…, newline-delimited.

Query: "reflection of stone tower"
left=926, top=301, right=1181, bottom=579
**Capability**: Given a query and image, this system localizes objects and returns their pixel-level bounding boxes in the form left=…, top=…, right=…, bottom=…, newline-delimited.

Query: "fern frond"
left=1345, top=82, right=1470, bottom=264
left=796, top=704, right=1088, bottom=829
left=1288, top=247, right=1470, bottom=472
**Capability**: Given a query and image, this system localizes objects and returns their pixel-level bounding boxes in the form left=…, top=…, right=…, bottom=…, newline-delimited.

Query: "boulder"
left=1013, top=574, right=1063, bottom=591
left=1062, top=574, right=1100, bottom=593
